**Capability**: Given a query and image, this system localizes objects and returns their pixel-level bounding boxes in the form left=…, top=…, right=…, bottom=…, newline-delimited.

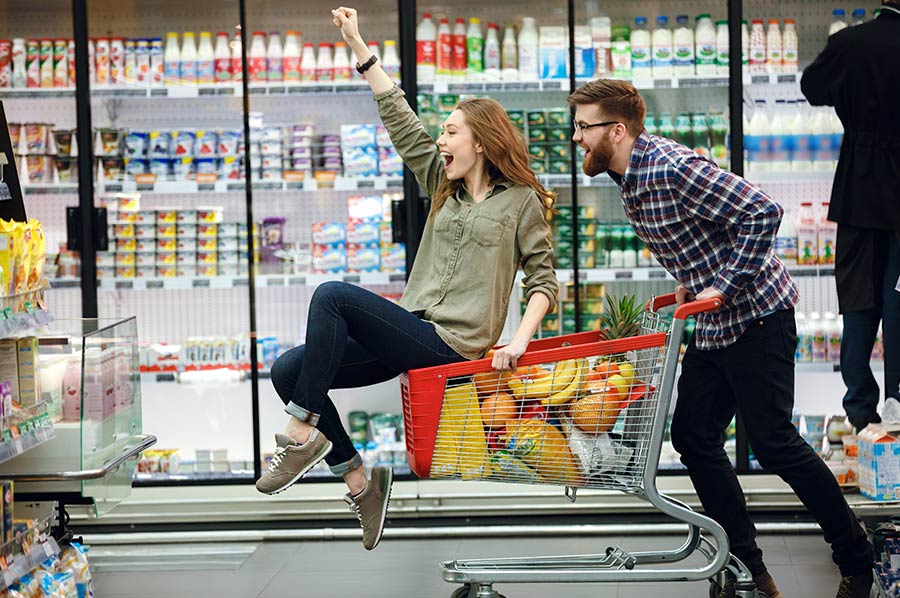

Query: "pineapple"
left=598, top=293, right=644, bottom=342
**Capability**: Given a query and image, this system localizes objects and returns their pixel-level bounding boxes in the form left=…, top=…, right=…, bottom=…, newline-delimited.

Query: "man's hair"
left=568, top=79, right=647, bottom=137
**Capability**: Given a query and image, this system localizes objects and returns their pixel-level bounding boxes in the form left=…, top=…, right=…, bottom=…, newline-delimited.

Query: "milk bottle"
left=715, top=20, right=729, bottom=76
left=852, top=9, right=866, bottom=26
left=267, top=31, right=283, bottom=83
left=829, top=9, right=848, bottom=36
left=180, top=32, right=198, bottom=84
left=316, top=43, right=334, bottom=81
left=197, top=32, right=215, bottom=84
left=769, top=99, right=792, bottom=172
left=164, top=32, right=180, bottom=85
left=830, top=112, right=844, bottom=167
left=775, top=206, right=798, bottom=265
left=300, top=43, right=316, bottom=82
left=811, top=108, right=834, bottom=171
left=765, top=20, right=782, bottom=74
left=501, top=24, right=518, bottom=80
left=382, top=40, right=401, bottom=82
left=630, top=17, right=652, bottom=79
left=789, top=100, right=813, bottom=171
left=782, top=19, right=798, bottom=73
left=484, top=22, right=501, bottom=80
left=248, top=31, right=266, bottom=83
left=652, top=16, right=673, bottom=78
left=672, top=15, right=694, bottom=77
left=795, top=312, right=813, bottom=363
left=749, top=20, right=766, bottom=73
left=283, top=31, right=301, bottom=82
left=694, top=14, right=717, bottom=76
left=333, top=42, right=351, bottom=81
left=231, top=31, right=243, bottom=82
left=590, top=16, right=612, bottom=77
left=215, top=32, right=232, bottom=83
left=746, top=99, right=771, bottom=172
left=518, top=17, right=539, bottom=81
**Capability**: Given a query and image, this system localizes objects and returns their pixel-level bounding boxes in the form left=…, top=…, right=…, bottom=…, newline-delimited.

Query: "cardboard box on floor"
left=858, top=424, right=900, bottom=501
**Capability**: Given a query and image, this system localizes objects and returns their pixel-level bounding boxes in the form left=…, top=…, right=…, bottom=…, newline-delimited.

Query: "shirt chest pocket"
left=471, top=213, right=512, bottom=247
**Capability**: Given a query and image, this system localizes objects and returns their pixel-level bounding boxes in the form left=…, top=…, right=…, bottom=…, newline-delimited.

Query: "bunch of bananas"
left=506, top=358, right=586, bottom=406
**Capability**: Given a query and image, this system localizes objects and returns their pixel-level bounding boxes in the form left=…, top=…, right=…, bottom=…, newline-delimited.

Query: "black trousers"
left=671, top=309, right=873, bottom=577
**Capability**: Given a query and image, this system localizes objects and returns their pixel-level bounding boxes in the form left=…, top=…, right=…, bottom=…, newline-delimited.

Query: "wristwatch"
left=356, top=54, right=378, bottom=74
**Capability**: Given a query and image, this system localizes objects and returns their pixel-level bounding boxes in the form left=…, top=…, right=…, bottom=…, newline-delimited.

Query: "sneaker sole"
left=367, top=467, right=394, bottom=551
left=260, top=440, right=334, bottom=495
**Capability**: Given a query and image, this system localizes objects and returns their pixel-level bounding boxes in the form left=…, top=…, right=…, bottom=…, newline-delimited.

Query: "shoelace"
left=347, top=499, right=363, bottom=525
left=267, top=446, right=287, bottom=472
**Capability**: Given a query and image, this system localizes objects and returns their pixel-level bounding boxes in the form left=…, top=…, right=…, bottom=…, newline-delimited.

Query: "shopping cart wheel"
left=449, top=584, right=506, bottom=598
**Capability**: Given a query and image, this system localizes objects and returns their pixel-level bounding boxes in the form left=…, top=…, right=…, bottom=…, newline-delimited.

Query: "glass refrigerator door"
left=740, top=1, right=869, bottom=469
left=246, top=0, right=408, bottom=480
left=573, top=0, right=731, bottom=471
left=85, top=0, right=255, bottom=483
left=0, top=1, right=81, bottom=319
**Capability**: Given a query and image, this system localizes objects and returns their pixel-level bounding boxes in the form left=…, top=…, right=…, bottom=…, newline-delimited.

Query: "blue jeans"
left=840, top=230, right=900, bottom=428
left=270, top=281, right=466, bottom=475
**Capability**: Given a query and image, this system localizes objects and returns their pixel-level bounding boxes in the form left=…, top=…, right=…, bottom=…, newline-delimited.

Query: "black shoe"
left=835, top=570, right=873, bottom=598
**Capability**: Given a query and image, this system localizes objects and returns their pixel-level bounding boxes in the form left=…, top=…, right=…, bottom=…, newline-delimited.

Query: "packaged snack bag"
left=502, top=419, right=583, bottom=485
left=430, top=381, right=491, bottom=480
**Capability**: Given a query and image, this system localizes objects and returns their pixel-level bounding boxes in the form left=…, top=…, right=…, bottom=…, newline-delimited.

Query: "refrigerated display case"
left=4, top=0, right=881, bottom=498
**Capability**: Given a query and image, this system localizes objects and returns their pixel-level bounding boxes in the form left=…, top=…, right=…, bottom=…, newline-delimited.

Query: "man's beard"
left=582, top=133, right=615, bottom=176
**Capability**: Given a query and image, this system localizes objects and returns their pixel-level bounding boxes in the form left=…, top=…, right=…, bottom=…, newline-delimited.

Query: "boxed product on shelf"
left=311, top=221, right=346, bottom=246
left=380, top=243, right=406, bottom=274
left=312, top=243, right=347, bottom=274
left=857, top=424, right=900, bottom=501
left=0, top=481, right=11, bottom=544
left=0, top=341, right=20, bottom=406
left=15, top=337, right=41, bottom=407
left=347, top=243, right=380, bottom=273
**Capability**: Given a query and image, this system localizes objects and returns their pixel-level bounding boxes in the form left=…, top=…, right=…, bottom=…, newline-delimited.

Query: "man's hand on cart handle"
left=492, top=339, right=528, bottom=371
left=676, top=285, right=725, bottom=306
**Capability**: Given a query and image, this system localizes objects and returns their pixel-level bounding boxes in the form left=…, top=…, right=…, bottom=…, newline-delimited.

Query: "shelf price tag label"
left=167, top=85, right=200, bottom=98
left=433, top=81, right=449, bottom=94
left=303, top=178, right=318, bottom=192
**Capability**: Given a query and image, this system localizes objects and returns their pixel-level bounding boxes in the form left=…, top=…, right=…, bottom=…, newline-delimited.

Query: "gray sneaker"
left=344, top=466, right=393, bottom=550
left=255, top=430, right=333, bottom=495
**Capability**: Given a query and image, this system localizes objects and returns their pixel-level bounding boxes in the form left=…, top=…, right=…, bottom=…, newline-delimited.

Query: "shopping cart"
left=400, top=293, right=760, bottom=598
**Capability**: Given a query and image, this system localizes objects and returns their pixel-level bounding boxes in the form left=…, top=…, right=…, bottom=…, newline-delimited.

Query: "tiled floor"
left=91, top=533, right=846, bottom=597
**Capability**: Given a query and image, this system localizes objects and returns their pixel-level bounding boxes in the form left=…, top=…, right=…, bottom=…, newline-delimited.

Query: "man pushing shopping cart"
left=404, top=79, right=877, bottom=598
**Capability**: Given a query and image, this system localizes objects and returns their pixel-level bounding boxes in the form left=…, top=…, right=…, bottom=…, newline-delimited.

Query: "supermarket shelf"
left=0, top=81, right=378, bottom=100
left=25, top=176, right=405, bottom=196
left=132, top=466, right=414, bottom=485
left=742, top=72, right=803, bottom=86
left=796, top=362, right=884, bottom=374
left=0, top=402, right=56, bottom=468
left=0, top=528, right=61, bottom=592
left=419, top=75, right=732, bottom=95
left=91, top=271, right=405, bottom=291
left=747, top=170, right=836, bottom=184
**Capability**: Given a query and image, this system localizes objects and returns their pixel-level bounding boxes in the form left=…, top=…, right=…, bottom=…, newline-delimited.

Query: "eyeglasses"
left=572, top=120, right=620, bottom=133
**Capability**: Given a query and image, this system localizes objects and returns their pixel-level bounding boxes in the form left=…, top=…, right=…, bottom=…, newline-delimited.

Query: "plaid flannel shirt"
left=610, top=131, right=799, bottom=350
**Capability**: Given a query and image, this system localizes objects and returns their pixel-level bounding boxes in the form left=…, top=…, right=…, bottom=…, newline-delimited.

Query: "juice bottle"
left=416, top=12, right=436, bottom=82
left=283, top=31, right=301, bottom=82
left=231, top=31, right=243, bottom=82
left=436, top=18, right=452, bottom=80
left=452, top=18, right=467, bottom=80
left=749, top=20, right=766, bottom=74
left=467, top=18, right=484, bottom=79
left=782, top=19, right=798, bottom=73
left=214, top=32, right=232, bottom=83
left=765, top=19, right=782, bottom=74
left=248, top=31, right=267, bottom=83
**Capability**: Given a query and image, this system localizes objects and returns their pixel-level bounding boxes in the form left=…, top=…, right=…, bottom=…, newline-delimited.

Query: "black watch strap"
left=356, top=54, right=378, bottom=74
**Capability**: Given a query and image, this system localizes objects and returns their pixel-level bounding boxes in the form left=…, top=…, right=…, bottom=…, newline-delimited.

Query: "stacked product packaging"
left=311, top=193, right=406, bottom=275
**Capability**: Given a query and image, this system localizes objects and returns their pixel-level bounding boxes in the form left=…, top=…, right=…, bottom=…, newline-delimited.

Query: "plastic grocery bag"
left=430, top=381, right=491, bottom=480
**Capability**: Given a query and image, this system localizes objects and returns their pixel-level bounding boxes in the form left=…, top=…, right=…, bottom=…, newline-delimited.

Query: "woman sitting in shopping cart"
left=255, top=6, right=559, bottom=551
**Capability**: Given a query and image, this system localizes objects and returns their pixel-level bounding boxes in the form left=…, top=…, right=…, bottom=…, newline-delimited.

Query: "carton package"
left=0, top=339, right=18, bottom=405
left=858, top=424, right=900, bottom=501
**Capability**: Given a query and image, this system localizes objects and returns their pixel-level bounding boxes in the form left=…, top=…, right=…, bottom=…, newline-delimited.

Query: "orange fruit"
left=481, top=392, right=518, bottom=428
left=592, top=361, right=620, bottom=379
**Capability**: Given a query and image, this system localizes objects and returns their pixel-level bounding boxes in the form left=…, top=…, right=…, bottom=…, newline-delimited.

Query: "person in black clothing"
left=802, top=1, right=900, bottom=433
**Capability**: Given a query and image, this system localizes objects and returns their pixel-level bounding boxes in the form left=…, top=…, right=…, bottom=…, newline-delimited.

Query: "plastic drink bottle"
left=197, top=32, right=215, bottom=84
left=782, top=19, right=798, bottom=73
left=248, top=31, right=266, bottom=83
left=164, top=32, right=180, bottom=85
left=467, top=18, right=484, bottom=79
left=769, top=99, right=791, bottom=172
left=775, top=207, right=798, bottom=265
left=694, top=14, right=717, bottom=75
left=749, top=20, right=765, bottom=73
left=789, top=100, right=813, bottom=171
left=818, top=202, right=837, bottom=265
left=518, top=17, right=539, bottom=81
left=796, top=202, right=818, bottom=266
left=484, top=23, right=501, bottom=80
left=180, top=32, right=197, bottom=84
left=300, top=42, right=316, bottom=81
left=741, top=20, right=749, bottom=73
left=416, top=13, right=436, bottom=82
left=436, top=18, right=452, bottom=79
left=231, top=31, right=243, bottom=82
left=811, top=108, right=834, bottom=171
left=267, top=31, right=283, bottom=82
left=316, top=43, right=333, bottom=81
left=333, top=41, right=351, bottom=81
left=746, top=99, right=771, bottom=172
left=672, top=16, right=694, bottom=77
left=382, top=40, right=401, bottom=82
left=283, top=31, right=301, bottom=82
left=829, top=9, right=848, bottom=36
left=630, top=17, right=651, bottom=78
left=215, top=32, right=231, bottom=83
left=852, top=9, right=866, bottom=26
left=501, top=24, right=518, bottom=80
left=715, top=20, right=729, bottom=75
left=765, top=19, right=782, bottom=74
left=651, top=16, right=673, bottom=78
left=452, top=18, right=467, bottom=80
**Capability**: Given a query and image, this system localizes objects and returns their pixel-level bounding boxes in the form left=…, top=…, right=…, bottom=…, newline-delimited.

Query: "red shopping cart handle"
left=649, top=293, right=723, bottom=320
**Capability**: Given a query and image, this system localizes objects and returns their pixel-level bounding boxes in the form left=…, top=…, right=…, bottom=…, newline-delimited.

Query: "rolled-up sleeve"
left=517, top=194, right=558, bottom=311
left=374, top=85, right=444, bottom=196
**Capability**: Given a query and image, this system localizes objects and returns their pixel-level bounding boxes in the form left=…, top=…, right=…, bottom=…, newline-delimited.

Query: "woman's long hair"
left=431, top=98, right=556, bottom=218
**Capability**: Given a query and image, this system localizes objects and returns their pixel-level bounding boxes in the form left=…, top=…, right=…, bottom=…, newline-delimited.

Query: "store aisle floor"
left=91, top=533, right=842, bottom=597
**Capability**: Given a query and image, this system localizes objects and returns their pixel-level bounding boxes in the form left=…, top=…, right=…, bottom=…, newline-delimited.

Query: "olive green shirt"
left=374, top=85, right=558, bottom=360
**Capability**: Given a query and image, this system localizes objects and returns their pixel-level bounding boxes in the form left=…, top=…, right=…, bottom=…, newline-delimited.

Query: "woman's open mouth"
left=441, top=151, right=454, bottom=170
